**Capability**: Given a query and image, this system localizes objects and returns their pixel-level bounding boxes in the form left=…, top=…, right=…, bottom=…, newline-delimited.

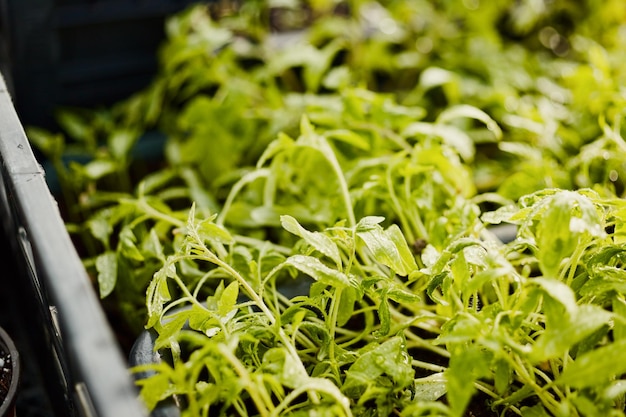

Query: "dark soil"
left=0, top=344, right=11, bottom=404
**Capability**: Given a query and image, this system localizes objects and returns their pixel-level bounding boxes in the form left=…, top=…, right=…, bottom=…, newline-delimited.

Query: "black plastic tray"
left=0, top=0, right=204, bottom=129
left=0, top=72, right=148, bottom=417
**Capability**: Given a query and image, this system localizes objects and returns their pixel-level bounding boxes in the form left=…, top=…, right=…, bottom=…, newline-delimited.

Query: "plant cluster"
left=28, top=0, right=626, bottom=416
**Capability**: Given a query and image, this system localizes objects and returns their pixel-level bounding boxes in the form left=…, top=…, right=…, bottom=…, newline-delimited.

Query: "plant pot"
left=0, top=327, right=19, bottom=417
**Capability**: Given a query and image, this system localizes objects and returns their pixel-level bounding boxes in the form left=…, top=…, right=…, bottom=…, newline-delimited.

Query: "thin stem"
left=134, top=199, right=186, bottom=228
left=218, top=344, right=272, bottom=417
left=217, top=168, right=271, bottom=226
left=327, top=286, right=343, bottom=367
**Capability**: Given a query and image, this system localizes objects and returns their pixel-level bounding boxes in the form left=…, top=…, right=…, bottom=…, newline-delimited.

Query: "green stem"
left=385, top=155, right=417, bottom=245
left=134, top=199, right=185, bottom=228
left=321, top=139, right=356, bottom=228
left=216, top=168, right=271, bottom=226
left=218, top=344, right=272, bottom=417
left=327, top=286, right=343, bottom=366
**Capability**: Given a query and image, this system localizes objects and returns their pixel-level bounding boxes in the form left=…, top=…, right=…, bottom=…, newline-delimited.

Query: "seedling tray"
left=0, top=72, right=148, bottom=417
left=0, top=0, right=204, bottom=129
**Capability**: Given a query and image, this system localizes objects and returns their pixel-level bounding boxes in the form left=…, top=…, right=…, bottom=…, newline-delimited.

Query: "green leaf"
left=436, top=104, right=502, bottom=141
left=355, top=216, right=386, bottom=232
left=343, top=336, right=413, bottom=397
left=535, top=191, right=604, bottom=277
left=82, top=159, right=118, bottom=180
left=119, top=226, right=145, bottom=262
left=198, top=217, right=234, bottom=244
left=26, top=127, right=64, bottom=160
left=324, top=129, right=370, bottom=150
left=613, top=297, right=626, bottom=342
left=281, top=215, right=342, bottom=268
left=520, top=404, right=552, bottom=417
left=87, top=217, right=112, bottom=247
left=56, top=109, right=92, bottom=142
left=146, top=263, right=174, bottom=328
left=533, top=278, right=577, bottom=316
left=558, top=339, right=626, bottom=388
left=377, top=297, right=391, bottom=336
left=357, top=224, right=418, bottom=276
left=96, top=251, right=117, bottom=298
left=402, top=122, right=475, bottom=161
left=262, top=347, right=305, bottom=388
left=446, top=346, right=491, bottom=417
left=109, top=129, right=138, bottom=160
left=283, top=255, right=350, bottom=288
left=418, top=66, right=455, bottom=91
left=218, top=281, right=239, bottom=317
left=531, top=302, right=612, bottom=362
left=336, top=286, right=357, bottom=327
left=413, top=373, right=447, bottom=402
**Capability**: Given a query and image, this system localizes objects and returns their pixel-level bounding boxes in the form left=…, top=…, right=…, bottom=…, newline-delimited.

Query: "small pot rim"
left=0, top=326, right=19, bottom=416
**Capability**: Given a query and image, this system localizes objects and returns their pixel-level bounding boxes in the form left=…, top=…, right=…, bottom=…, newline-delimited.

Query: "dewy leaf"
left=557, top=339, right=626, bottom=388
left=481, top=204, right=519, bottom=225
left=413, top=373, right=447, bottom=402
left=342, top=336, right=413, bottom=397
left=283, top=255, right=350, bottom=288
left=357, top=223, right=417, bottom=276
left=96, top=251, right=117, bottom=298
left=281, top=215, right=342, bottom=268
